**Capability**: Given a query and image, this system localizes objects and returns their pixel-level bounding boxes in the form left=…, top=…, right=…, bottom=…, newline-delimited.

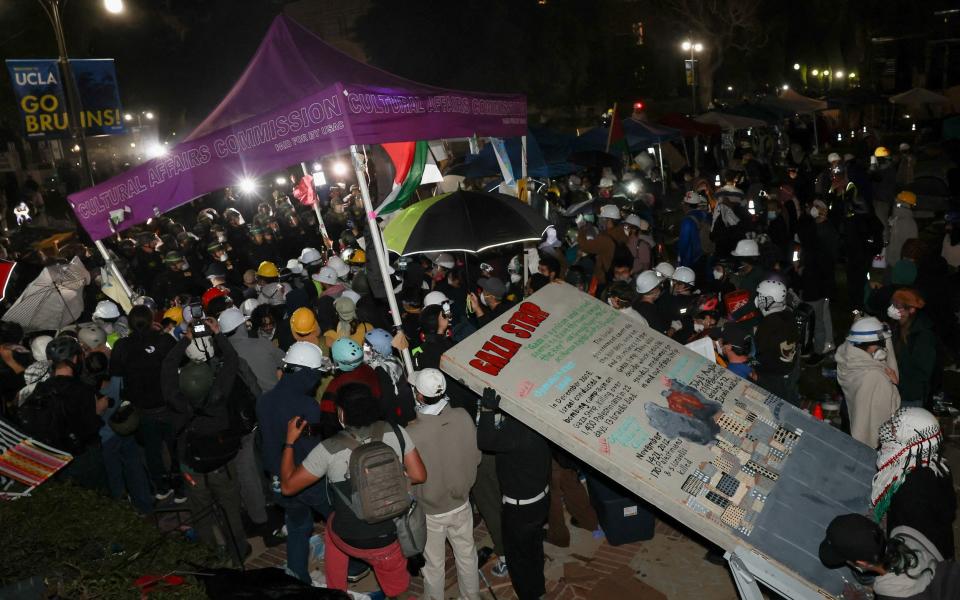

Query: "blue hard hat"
left=331, top=337, right=363, bottom=372
left=364, top=328, right=394, bottom=358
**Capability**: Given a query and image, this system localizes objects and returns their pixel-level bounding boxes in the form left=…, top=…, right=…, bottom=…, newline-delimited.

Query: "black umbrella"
left=382, top=190, right=550, bottom=255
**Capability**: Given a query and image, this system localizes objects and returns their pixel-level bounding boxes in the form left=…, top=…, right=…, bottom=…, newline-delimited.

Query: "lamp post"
left=681, top=39, right=703, bottom=113
left=36, top=0, right=133, bottom=301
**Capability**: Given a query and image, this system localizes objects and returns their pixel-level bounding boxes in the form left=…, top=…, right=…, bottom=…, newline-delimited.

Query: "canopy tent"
left=759, top=89, right=827, bottom=115
left=656, top=112, right=722, bottom=137
left=447, top=128, right=577, bottom=179
left=694, top=111, right=767, bottom=131
left=571, top=119, right=681, bottom=153
left=66, top=15, right=526, bottom=243
left=718, top=103, right=786, bottom=123
left=889, top=87, right=950, bottom=106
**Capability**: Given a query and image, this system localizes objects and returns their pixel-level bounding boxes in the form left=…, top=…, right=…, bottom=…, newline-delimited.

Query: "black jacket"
left=477, top=411, right=551, bottom=499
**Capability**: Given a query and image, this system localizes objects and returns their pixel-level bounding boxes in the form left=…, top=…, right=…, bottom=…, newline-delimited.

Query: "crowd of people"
left=0, top=132, right=957, bottom=599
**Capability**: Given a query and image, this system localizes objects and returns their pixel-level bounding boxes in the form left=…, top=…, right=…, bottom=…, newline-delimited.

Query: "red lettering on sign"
left=469, top=358, right=501, bottom=376
left=469, top=302, right=551, bottom=376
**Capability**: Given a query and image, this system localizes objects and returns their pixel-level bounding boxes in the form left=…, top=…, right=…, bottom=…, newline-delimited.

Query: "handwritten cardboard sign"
left=441, top=283, right=876, bottom=599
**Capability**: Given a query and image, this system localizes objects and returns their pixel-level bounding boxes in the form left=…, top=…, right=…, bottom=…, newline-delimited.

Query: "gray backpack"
left=322, top=421, right=411, bottom=524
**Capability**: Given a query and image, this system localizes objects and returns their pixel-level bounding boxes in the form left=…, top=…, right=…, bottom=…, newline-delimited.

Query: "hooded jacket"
left=893, top=311, right=936, bottom=407
left=835, top=341, right=900, bottom=448
left=874, top=526, right=951, bottom=599
left=887, top=205, right=918, bottom=266
left=256, top=367, right=324, bottom=478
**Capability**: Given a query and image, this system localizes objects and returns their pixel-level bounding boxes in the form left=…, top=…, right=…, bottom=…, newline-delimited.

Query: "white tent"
left=889, top=87, right=950, bottom=106
left=694, top=111, right=767, bottom=131
left=761, top=89, right=827, bottom=115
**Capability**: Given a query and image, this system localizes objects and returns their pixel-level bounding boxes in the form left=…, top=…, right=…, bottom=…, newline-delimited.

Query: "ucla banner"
left=6, top=59, right=125, bottom=139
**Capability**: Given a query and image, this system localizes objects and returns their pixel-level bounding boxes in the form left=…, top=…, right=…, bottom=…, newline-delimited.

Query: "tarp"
left=889, top=87, right=950, bottom=106
left=448, top=129, right=578, bottom=179
left=67, top=15, right=526, bottom=242
left=657, top=112, right=722, bottom=137
left=572, top=119, right=681, bottom=153
left=759, top=89, right=826, bottom=115
left=694, top=111, right=767, bottom=131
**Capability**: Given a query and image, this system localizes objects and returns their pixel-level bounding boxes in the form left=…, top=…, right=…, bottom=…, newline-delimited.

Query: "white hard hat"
left=731, top=239, right=760, bottom=258
left=77, top=323, right=107, bottom=350
left=299, top=247, right=323, bottom=266
left=672, top=266, right=696, bottom=285
left=313, top=266, right=339, bottom=285
left=654, top=262, right=675, bottom=278
left=218, top=307, right=248, bottom=334
left=599, top=177, right=615, bottom=188
left=599, top=204, right=621, bottom=220
left=683, top=191, right=706, bottom=205
left=340, top=289, right=361, bottom=304
left=635, top=270, right=663, bottom=294
left=30, top=335, right=52, bottom=362
left=93, top=299, right=121, bottom=320
left=568, top=175, right=582, bottom=186
left=847, top=316, right=892, bottom=344
left=423, top=290, right=449, bottom=307
left=871, top=254, right=887, bottom=269
left=283, top=341, right=326, bottom=370
left=755, top=279, right=787, bottom=314
left=325, top=256, right=350, bottom=278
left=410, top=368, right=447, bottom=397
left=624, top=214, right=644, bottom=229
left=286, top=258, right=304, bottom=275
left=827, top=152, right=841, bottom=163
left=240, top=298, right=262, bottom=317
left=434, top=253, right=455, bottom=269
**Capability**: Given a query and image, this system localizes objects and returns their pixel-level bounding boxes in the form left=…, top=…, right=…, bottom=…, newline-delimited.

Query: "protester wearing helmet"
left=730, top=238, right=767, bottom=292
left=835, top=316, right=899, bottom=447
left=719, top=322, right=756, bottom=381
left=92, top=299, right=129, bottom=344
left=322, top=297, right=374, bottom=350
left=888, top=288, right=935, bottom=408
left=363, top=328, right=415, bottom=426
left=256, top=261, right=287, bottom=308
left=887, top=191, right=918, bottom=267
left=753, top=278, right=801, bottom=406
left=152, top=250, right=201, bottom=306
left=623, top=213, right=655, bottom=274
left=634, top=270, right=669, bottom=334
left=604, top=281, right=647, bottom=325
left=677, top=191, right=710, bottom=269
left=576, top=203, right=627, bottom=287
left=161, top=314, right=251, bottom=564
left=316, top=337, right=383, bottom=439
left=663, top=266, right=697, bottom=341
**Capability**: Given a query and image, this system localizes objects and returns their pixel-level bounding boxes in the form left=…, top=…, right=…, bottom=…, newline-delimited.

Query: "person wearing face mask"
left=469, top=277, right=513, bottom=328
left=677, top=191, right=711, bottom=269
left=753, top=279, right=802, bottom=406
left=718, top=323, right=757, bottom=381
left=604, top=281, right=647, bottom=325
left=152, top=251, right=202, bottom=307
left=701, top=262, right=736, bottom=297
left=763, top=200, right=791, bottom=268
left=797, top=199, right=839, bottom=365
left=730, top=238, right=767, bottom=292
left=363, top=328, right=415, bottom=426
left=887, top=289, right=935, bottom=409
left=632, top=270, right=670, bottom=334
left=203, top=261, right=243, bottom=306
left=576, top=204, right=626, bottom=289
left=623, top=214, right=655, bottom=275
left=835, top=317, right=900, bottom=447
left=250, top=304, right=279, bottom=345
left=405, top=368, right=482, bottom=600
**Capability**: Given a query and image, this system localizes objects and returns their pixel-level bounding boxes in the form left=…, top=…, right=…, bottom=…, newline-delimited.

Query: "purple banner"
left=68, top=84, right=526, bottom=241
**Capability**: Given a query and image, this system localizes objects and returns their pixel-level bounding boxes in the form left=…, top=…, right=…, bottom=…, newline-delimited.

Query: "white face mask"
left=218, top=253, right=228, bottom=262
left=509, top=273, right=521, bottom=284
left=713, top=268, right=724, bottom=280
left=886, top=304, right=902, bottom=321
left=480, top=293, right=489, bottom=307
left=216, top=233, right=226, bottom=243
left=872, top=347, right=888, bottom=361
left=714, top=340, right=724, bottom=357
left=415, top=397, right=447, bottom=415
left=809, top=207, right=820, bottom=219
left=694, top=322, right=705, bottom=333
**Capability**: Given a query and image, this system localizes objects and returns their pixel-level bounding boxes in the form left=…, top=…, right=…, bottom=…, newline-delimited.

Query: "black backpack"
left=17, top=380, right=79, bottom=454
left=181, top=363, right=241, bottom=473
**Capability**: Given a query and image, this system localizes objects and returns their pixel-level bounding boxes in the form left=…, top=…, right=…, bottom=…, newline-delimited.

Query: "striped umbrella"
left=2, top=257, right=90, bottom=332
left=382, top=190, right=550, bottom=256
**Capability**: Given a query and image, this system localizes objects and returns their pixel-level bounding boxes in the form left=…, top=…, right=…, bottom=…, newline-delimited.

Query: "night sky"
left=0, top=0, right=955, bottom=140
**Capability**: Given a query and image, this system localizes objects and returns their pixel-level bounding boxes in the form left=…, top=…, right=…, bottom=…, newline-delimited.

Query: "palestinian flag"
left=606, top=102, right=627, bottom=154
left=377, top=141, right=429, bottom=215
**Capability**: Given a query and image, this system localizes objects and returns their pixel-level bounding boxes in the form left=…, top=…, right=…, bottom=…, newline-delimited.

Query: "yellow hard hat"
left=256, top=261, right=279, bottom=278
left=896, top=190, right=917, bottom=206
left=290, top=307, right=319, bottom=336
left=163, top=307, right=183, bottom=325
left=873, top=146, right=890, bottom=158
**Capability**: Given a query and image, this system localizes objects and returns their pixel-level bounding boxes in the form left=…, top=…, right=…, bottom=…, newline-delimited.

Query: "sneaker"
left=154, top=488, right=174, bottom=501
left=492, top=558, right=508, bottom=578
left=173, top=491, right=188, bottom=504
left=347, top=563, right=371, bottom=583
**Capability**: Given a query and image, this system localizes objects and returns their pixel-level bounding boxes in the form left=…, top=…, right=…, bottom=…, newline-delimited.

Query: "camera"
left=188, top=302, right=209, bottom=337
left=396, top=256, right=410, bottom=271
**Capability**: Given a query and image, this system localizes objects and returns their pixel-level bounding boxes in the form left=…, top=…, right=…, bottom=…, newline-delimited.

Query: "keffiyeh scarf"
left=871, top=407, right=949, bottom=521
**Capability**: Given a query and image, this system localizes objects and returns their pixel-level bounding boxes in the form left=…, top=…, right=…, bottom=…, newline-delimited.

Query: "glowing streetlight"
left=727, top=85, right=733, bottom=91
left=274, top=176, right=287, bottom=186
left=123, top=113, right=132, bottom=121
left=693, top=42, right=703, bottom=52
left=823, top=69, right=831, bottom=76
left=331, top=160, right=349, bottom=177
left=811, top=69, right=819, bottom=76
left=682, top=40, right=692, bottom=51
left=782, top=84, right=790, bottom=90
left=238, top=177, right=257, bottom=195
left=848, top=72, right=856, bottom=79
left=103, top=0, right=124, bottom=14
left=129, top=142, right=136, bottom=148
left=147, top=144, right=167, bottom=159
left=144, top=111, right=154, bottom=120
left=793, top=63, right=800, bottom=70
left=835, top=71, right=844, bottom=79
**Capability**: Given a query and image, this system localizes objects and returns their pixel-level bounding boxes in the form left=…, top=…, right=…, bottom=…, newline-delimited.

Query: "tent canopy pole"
left=350, top=144, right=414, bottom=375
left=94, top=240, right=133, bottom=301
left=299, top=162, right=333, bottom=249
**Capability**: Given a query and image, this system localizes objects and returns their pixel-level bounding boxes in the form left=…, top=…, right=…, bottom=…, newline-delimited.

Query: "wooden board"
left=440, top=283, right=875, bottom=599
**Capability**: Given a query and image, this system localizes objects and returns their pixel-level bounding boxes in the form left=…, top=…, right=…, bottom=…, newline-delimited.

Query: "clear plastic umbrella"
left=2, top=257, right=90, bottom=332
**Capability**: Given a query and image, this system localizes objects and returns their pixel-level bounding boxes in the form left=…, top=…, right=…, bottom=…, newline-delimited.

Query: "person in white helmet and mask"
left=753, top=278, right=802, bottom=406
left=633, top=270, right=670, bottom=334
left=577, top=204, right=626, bottom=288
left=835, top=316, right=900, bottom=447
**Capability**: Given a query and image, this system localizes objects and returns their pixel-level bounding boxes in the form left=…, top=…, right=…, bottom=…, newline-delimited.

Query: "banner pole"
left=299, top=162, right=333, bottom=249
left=42, top=0, right=133, bottom=304
left=350, top=145, right=414, bottom=375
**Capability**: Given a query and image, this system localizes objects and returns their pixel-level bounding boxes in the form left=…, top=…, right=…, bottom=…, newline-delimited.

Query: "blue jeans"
left=103, top=434, right=154, bottom=514
left=274, top=480, right=333, bottom=583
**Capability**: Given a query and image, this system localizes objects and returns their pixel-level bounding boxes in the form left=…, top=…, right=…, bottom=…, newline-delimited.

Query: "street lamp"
left=811, top=68, right=819, bottom=76
left=793, top=63, right=800, bottom=70
left=782, top=84, right=790, bottom=90
left=123, top=113, right=132, bottom=121
left=103, top=0, right=124, bottom=14
left=144, top=111, right=154, bottom=120
left=681, top=39, right=703, bottom=113
left=835, top=71, right=844, bottom=79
